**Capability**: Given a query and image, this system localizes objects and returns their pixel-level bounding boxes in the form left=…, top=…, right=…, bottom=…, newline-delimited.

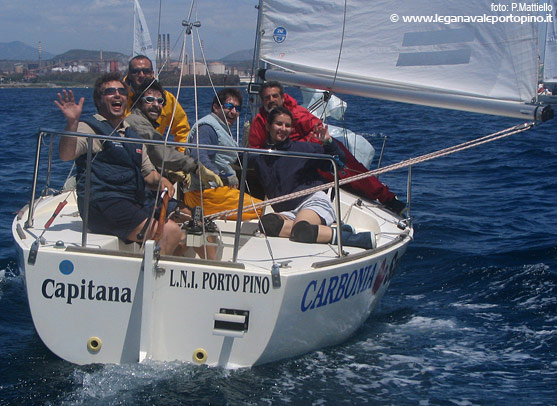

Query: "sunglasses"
left=102, top=87, right=128, bottom=96
left=222, top=102, right=241, bottom=112
left=129, top=68, right=153, bottom=75
left=142, top=96, right=165, bottom=105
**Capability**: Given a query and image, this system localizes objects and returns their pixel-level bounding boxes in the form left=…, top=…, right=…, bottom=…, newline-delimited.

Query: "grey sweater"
left=125, top=109, right=197, bottom=174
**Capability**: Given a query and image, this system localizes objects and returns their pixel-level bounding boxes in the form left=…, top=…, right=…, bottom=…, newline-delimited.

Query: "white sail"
left=301, top=88, right=347, bottom=121
left=260, top=0, right=546, bottom=120
left=133, top=0, right=157, bottom=73
left=300, top=88, right=375, bottom=168
left=543, top=3, right=557, bottom=84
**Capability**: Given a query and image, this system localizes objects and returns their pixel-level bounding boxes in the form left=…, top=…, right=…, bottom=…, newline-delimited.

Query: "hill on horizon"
left=0, top=41, right=54, bottom=61
left=51, top=49, right=129, bottom=62
left=1, top=41, right=254, bottom=65
left=220, top=48, right=254, bottom=62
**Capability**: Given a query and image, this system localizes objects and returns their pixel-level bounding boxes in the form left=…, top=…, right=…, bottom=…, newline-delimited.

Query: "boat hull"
left=13, top=191, right=411, bottom=367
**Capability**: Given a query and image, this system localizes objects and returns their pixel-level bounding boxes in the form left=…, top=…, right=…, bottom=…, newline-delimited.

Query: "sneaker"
left=340, top=230, right=376, bottom=250
left=340, top=223, right=355, bottom=234
left=385, top=196, right=407, bottom=216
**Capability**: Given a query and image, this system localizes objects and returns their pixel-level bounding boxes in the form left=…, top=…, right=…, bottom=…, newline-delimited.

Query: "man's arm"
left=126, top=112, right=197, bottom=173
left=170, top=102, right=191, bottom=143
left=54, top=90, right=84, bottom=161
left=143, top=170, right=175, bottom=197
left=291, top=104, right=323, bottom=141
left=194, top=124, right=221, bottom=175
left=158, top=91, right=191, bottom=152
left=248, top=114, right=267, bottom=148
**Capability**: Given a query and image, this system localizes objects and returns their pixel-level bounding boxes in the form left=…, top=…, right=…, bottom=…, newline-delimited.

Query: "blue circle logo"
left=273, top=26, right=287, bottom=43
left=59, top=260, right=74, bottom=275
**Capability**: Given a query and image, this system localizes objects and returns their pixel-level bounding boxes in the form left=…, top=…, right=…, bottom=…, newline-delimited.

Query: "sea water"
left=0, top=87, right=555, bottom=405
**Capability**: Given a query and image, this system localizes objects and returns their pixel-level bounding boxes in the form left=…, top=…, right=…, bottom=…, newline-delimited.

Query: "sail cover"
left=133, top=0, right=157, bottom=74
left=260, top=0, right=544, bottom=119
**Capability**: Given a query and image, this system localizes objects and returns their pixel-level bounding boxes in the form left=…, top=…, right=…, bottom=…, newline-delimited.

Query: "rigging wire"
left=156, top=0, right=162, bottom=78
left=246, top=0, right=264, bottom=124
left=136, top=1, right=193, bottom=252
left=188, top=8, right=278, bottom=264
left=188, top=3, right=211, bottom=260
left=330, top=0, right=347, bottom=93
left=191, top=19, right=264, bottom=221
left=206, top=122, right=535, bottom=220
left=328, top=0, right=352, bottom=158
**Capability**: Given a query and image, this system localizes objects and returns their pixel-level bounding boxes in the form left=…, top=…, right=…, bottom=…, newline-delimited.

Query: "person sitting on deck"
left=124, top=55, right=191, bottom=152
left=124, top=79, right=223, bottom=190
left=184, top=88, right=263, bottom=220
left=55, top=72, right=185, bottom=256
left=252, top=106, right=375, bottom=250
left=249, top=81, right=407, bottom=216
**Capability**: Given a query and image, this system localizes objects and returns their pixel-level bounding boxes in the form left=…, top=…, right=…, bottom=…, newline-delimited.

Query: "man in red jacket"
left=248, top=81, right=406, bottom=215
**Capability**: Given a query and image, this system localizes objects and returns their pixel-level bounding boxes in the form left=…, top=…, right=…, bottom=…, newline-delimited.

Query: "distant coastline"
left=1, top=71, right=242, bottom=89
left=0, top=82, right=74, bottom=88
left=0, top=82, right=244, bottom=89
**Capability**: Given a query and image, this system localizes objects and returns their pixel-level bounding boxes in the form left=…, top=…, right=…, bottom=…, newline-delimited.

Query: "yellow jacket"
left=124, top=84, right=191, bottom=152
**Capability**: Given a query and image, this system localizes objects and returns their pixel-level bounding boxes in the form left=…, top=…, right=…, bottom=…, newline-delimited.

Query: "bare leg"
left=127, top=218, right=184, bottom=255
left=194, top=234, right=218, bottom=260
left=159, top=220, right=183, bottom=255
left=277, top=214, right=293, bottom=237
left=293, top=209, right=333, bottom=243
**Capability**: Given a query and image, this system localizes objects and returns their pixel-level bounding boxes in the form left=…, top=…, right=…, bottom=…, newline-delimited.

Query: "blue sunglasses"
left=222, top=102, right=241, bottom=112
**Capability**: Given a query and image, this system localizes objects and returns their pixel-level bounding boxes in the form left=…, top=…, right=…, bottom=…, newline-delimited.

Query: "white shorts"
left=279, top=191, right=336, bottom=226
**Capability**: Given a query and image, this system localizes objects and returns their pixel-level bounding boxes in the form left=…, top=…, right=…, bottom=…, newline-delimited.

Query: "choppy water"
left=0, top=87, right=555, bottom=405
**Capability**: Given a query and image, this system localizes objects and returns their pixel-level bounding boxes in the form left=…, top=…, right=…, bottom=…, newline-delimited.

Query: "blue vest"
left=75, top=116, right=146, bottom=209
left=254, top=138, right=344, bottom=213
left=188, top=113, right=238, bottom=190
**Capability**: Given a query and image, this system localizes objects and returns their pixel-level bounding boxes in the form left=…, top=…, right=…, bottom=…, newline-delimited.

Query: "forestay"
left=260, top=0, right=545, bottom=120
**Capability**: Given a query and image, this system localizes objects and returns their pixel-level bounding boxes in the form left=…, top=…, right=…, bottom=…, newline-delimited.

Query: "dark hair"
left=128, top=55, right=153, bottom=72
left=132, top=79, right=166, bottom=106
left=267, top=106, right=293, bottom=125
left=93, top=71, right=124, bottom=110
left=259, top=81, right=284, bottom=98
left=212, top=88, right=243, bottom=111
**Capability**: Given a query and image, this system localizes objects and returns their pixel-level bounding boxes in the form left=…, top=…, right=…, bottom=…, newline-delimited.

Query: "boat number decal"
left=301, top=252, right=400, bottom=312
left=169, top=269, right=270, bottom=294
left=273, top=26, right=287, bottom=43
left=59, top=260, right=74, bottom=275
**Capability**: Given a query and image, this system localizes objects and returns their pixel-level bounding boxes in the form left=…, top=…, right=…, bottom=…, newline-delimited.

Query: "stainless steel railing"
left=25, top=128, right=346, bottom=258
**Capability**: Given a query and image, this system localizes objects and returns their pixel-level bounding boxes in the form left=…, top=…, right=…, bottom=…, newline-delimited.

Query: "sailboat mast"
left=247, top=0, right=265, bottom=123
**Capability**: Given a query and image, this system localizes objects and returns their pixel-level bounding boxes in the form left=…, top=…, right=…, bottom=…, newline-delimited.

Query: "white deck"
left=17, top=189, right=406, bottom=274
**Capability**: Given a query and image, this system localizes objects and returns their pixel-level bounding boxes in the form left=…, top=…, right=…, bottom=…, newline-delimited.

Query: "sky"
left=0, top=0, right=260, bottom=59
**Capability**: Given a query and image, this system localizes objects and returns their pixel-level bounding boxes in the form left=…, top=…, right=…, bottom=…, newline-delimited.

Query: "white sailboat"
left=541, top=1, right=557, bottom=100
left=12, top=0, right=552, bottom=368
left=133, top=0, right=157, bottom=74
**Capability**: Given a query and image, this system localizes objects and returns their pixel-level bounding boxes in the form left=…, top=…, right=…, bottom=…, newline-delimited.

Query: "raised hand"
left=310, top=123, right=330, bottom=144
left=54, top=90, right=84, bottom=127
left=56, top=90, right=85, bottom=161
